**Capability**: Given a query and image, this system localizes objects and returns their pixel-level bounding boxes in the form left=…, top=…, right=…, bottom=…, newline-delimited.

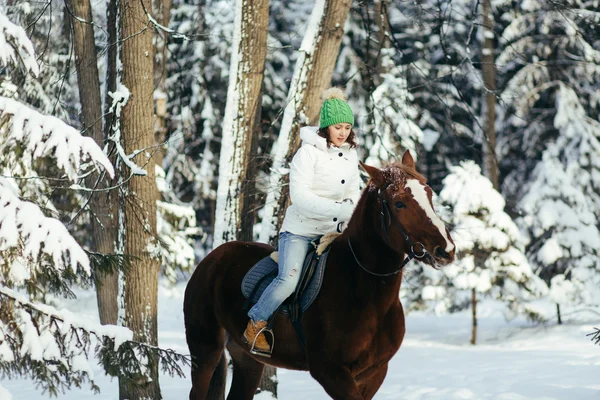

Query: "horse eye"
left=395, top=201, right=406, bottom=209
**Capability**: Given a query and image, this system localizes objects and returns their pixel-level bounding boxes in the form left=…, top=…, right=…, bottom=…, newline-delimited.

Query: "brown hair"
left=317, top=127, right=358, bottom=149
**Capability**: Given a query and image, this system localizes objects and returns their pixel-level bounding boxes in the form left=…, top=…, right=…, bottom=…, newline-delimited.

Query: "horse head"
left=360, top=150, right=455, bottom=269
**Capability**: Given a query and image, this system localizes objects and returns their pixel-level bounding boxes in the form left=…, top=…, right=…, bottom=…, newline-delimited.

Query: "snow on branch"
left=0, top=286, right=190, bottom=395
left=367, top=62, right=423, bottom=166
left=0, top=177, right=91, bottom=282
left=0, top=286, right=129, bottom=395
left=106, top=86, right=148, bottom=176
left=0, top=97, right=115, bottom=181
left=0, top=12, right=39, bottom=76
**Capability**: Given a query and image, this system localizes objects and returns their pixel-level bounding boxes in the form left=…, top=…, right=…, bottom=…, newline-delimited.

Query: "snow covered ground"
left=2, top=284, right=599, bottom=400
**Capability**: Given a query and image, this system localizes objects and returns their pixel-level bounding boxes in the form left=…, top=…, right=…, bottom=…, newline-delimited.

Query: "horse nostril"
left=434, top=247, right=449, bottom=259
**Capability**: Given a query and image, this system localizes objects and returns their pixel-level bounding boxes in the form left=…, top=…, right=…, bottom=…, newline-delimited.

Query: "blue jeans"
left=248, top=231, right=315, bottom=322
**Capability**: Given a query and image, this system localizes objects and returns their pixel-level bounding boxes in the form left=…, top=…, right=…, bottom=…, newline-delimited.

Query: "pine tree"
left=1, top=1, right=77, bottom=121
left=0, top=12, right=116, bottom=394
left=496, top=1, right=600, bottom=317
left=499, top=1, right=600, bottom=196
left=433, top=161, right=547, bottom=343
left=518, top=84, right=600, bottom=310
left=0, top=11, right=188, bottom=398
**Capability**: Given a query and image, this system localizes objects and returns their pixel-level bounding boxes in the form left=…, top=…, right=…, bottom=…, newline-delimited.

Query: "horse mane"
left=385, top=161, right=427, bottom=184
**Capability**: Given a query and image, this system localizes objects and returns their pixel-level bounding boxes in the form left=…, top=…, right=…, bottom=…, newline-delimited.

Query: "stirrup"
left=249, top=326, right=274, bottom=358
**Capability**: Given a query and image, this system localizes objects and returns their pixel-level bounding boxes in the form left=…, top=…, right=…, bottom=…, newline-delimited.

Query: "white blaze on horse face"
left=405, top=179, right=455, bottom=253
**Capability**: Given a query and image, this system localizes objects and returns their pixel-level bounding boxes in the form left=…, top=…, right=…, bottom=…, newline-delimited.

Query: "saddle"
left=241, top=245, right=330, bottom=316
left=241, top=233, right=339, bottom=353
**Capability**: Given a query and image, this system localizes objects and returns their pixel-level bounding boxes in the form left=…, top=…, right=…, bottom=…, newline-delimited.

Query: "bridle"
left=347, top=184, right=428, bottom=277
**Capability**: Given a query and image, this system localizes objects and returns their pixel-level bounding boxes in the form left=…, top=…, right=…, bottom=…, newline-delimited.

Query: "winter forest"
left=0, top=0, right=599, bottom=399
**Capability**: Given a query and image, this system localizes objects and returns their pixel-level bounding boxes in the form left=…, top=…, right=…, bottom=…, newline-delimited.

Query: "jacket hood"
left=300, top=126, right=352, bottom=152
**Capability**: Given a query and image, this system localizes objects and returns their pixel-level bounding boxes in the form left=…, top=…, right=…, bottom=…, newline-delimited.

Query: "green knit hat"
left=319, top=87, right=354, bottom=128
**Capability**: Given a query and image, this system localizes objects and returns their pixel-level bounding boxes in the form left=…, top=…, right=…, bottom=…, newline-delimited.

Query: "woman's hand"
left=338, top=198, right=355, bottom=222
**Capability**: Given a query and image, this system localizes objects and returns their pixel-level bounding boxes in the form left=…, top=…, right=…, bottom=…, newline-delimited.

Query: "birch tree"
left=260, top=0, right=352, bottom=245
left=213, top=0, right=270, bottom=247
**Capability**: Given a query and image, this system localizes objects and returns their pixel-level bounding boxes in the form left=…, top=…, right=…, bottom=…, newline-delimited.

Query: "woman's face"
left=328, top=123, right=352, bottom=147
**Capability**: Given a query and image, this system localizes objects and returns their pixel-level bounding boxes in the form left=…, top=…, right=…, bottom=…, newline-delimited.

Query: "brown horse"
left=184, top=150, right=455, bottom=400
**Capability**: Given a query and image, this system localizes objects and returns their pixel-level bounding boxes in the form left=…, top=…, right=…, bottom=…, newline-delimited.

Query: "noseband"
left=347, top=185, right=428, bottom=277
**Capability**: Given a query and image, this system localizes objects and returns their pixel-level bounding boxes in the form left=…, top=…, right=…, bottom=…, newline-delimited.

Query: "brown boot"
left=243, top=320, right=271, bottom=353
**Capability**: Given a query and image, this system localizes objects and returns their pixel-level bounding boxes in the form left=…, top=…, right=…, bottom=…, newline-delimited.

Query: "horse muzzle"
left=430, top=246, right=455, bottom=268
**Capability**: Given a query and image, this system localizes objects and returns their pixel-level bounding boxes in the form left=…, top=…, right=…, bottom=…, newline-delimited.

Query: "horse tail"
left=206, top=353, right=227, bottom=400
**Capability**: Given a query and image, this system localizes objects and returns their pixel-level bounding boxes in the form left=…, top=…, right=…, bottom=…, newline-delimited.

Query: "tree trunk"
left=258, top=366, right=278, bottom=398
left=212, top=0, right=270, bottom=247
left=259, top=0, right=352, bottom=246
left=374, top=0, right=391, bottom=81
left=481, top=0, right=498, bottom=189
left=362, top=0, right=391, bottom=159
left=96, top=0, right=120, bottom=326
left=105, top=0, right=118, bottom=136
left=118, top=0, right=161, bottom=398
left=153, top=0, right=172, bottom=169
left=556, top=303, right=562, bottom=325
left=67, top=0, right=119, bottom=326
left=470, top=288, right=477, bottom=345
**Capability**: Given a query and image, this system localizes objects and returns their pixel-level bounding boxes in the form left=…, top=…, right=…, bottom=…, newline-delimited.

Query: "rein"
left=347, top=186, right=428, bottom=277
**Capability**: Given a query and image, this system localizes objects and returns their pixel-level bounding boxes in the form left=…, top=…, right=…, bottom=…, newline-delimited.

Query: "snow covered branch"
left=0, top=287, right=189, bottom=396
left=106, top=86, right=148, bottom=176
left=0, top=12, right=39, bottom=76
left=259, top=0, right=332, bottom=244
left=0, top=97, right=115, bottom=181
left=0, top=287, right=130, bottom=396
left=367, top=62, right=423, bottom=166
left=0, top=177, right=91, bottom=285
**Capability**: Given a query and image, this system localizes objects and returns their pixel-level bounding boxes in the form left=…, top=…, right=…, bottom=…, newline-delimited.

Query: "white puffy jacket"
left=280, top=126, right=361, bottom=237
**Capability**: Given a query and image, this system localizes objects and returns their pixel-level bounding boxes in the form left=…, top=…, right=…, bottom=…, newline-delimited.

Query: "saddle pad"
left=241, top=251, right=329, bottom=314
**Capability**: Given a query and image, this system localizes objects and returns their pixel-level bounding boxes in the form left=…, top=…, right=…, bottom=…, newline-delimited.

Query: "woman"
left=243, top=87, right=361, bottom=354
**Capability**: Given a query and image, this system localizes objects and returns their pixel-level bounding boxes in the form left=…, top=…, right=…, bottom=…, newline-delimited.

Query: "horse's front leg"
left=309, top=362, right=364, bottom=400
left=357, top=363, right=389, bottom=400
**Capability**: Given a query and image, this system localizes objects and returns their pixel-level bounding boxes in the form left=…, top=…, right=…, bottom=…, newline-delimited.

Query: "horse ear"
left=401, top=150, right=415, bottom=169
left=360, top=161, right=386, bottom=188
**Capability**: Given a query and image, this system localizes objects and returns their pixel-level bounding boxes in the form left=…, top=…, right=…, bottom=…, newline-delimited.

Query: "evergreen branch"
left=86, top=251, right=136, bottom=284
left=0, top=97, right=115, bottom=180
left=587, top=328, right=600, bottom=346
left=139, top=0, right=195, bottom=41
left=0, top=288, right=191, bottom=395
left=0, top=12, right=40, bottom=76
